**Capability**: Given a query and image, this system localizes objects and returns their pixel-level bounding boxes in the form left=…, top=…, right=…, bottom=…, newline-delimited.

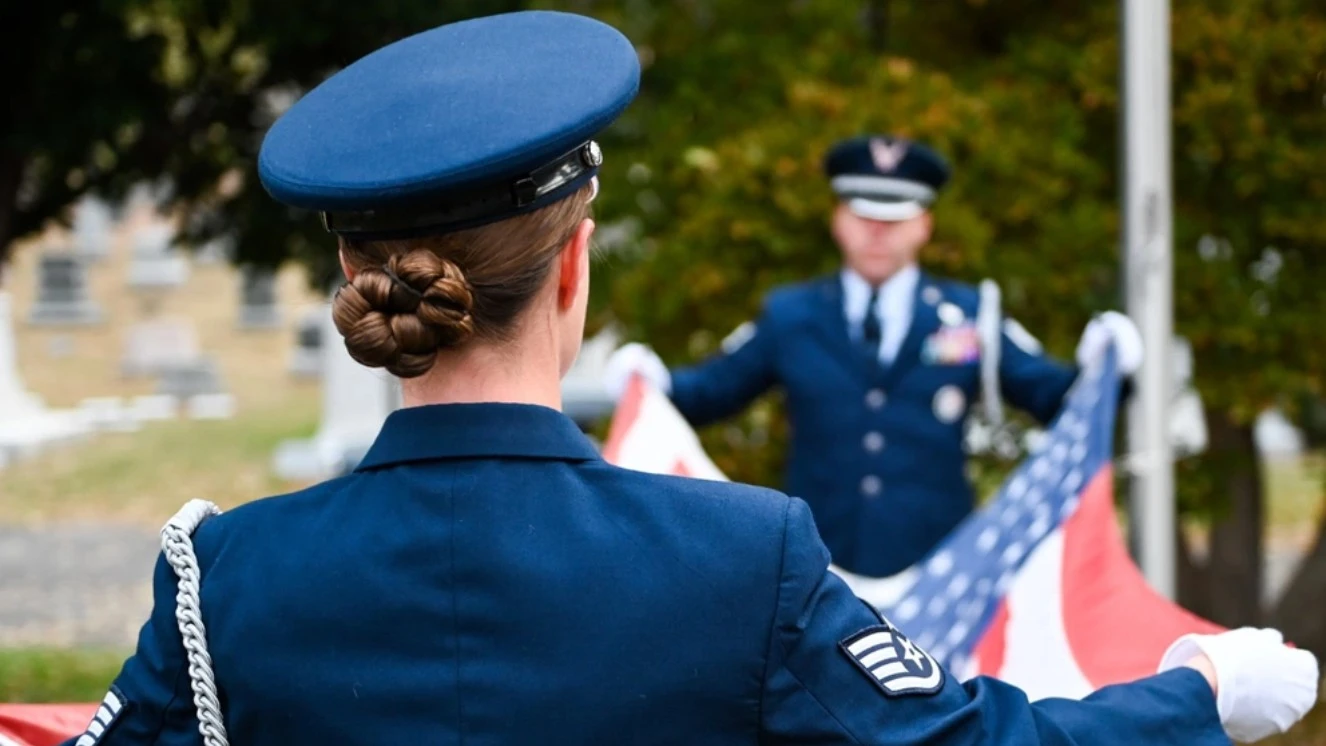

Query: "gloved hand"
left=603, top=342, right=671, bottom=400
left=1075, top=310, right=1143, bottom=375
left=1159, top=627, right=1320, bottom=742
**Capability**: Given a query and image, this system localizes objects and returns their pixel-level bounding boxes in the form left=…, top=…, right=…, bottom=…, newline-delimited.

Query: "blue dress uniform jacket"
left=669, top=271, right=1080, bottom=578
left=70, top=402, right=1229, bottom=746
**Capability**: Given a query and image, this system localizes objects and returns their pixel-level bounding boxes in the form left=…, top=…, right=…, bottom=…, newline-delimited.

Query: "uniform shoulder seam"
left=763, top=499, right=866, bottom=744
left=757, top=496, right=793, bottom=729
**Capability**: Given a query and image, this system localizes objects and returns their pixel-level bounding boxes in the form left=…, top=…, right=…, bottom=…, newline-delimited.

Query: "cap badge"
left=582, top=140, right=604, bottom=168
left=870, top=138, right=909, bottom=172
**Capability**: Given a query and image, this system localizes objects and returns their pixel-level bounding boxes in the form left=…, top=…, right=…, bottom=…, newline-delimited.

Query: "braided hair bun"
left=331, top=250, right=476, bottom=378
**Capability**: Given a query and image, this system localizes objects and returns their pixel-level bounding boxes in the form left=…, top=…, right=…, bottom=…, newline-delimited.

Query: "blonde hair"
left=332, top=183, right=594, bottom=378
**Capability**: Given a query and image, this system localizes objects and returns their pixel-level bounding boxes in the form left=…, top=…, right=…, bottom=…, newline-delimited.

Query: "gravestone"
left=0, top=292, right=44, bottom=418
left=120, top=318, right=201, bottom=378
left=237, top=266, right=281, bottom=330
left=126, top=223, right=189, bottom=292
left=129, top=394, right=179, bottom=422
left=27, top=253, right=103, bottom=326
left=288, top=307, right=324, bottom=378
left=71, top=196, right=114, bottom=262
left=196, top=235, right=234, bottom=265
left=0, top=291, right=93, bottom=460
left=186, top=393, right=237, bottom=420
left=154, top=356, right=237, bottom=421
left=155, top=357, right=226, bottom=399
left=273, top=303, right=400, bottom=480
left=78, top=397, right=142, bottom=433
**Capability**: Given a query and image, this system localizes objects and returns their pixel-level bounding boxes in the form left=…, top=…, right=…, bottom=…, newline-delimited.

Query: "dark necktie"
left=862, top=286, right=882, bottom=362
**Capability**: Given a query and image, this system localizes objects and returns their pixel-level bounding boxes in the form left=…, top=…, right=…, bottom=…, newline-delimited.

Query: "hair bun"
left=331, top=250, right=477, bottom=378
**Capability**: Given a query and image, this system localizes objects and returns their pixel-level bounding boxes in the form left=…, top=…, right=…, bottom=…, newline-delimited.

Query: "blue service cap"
left=257, top=10, right=640, bottom=238
left=823, top=135, right=951, bottom=222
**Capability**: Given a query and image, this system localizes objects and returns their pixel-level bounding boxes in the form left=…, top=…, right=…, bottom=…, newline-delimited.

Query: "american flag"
left=599, top=343, right=1224, bottom=700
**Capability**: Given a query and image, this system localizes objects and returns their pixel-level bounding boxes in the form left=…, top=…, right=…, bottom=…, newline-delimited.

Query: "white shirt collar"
left=841, top=264, right=920, bottom=363
left=841, top=264, right=919, bottom=325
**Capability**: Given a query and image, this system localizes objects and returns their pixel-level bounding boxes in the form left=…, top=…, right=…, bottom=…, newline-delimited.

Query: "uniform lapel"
left=878, top=272, right=942, bottom=390
left=810, top=274, right=875, bottom=383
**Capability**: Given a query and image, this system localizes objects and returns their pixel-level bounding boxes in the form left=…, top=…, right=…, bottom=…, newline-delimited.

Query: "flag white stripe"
left=612, top=385, right=728, bottom=480
left=94, top=705, right=112, bottom=726
left=104, top=689, right=123, bottom=714
left=87, top=721, right=105, bottom=738
left=989, top=528, right=1094, bottom=701
left=847, top=632, right=893, bottom=656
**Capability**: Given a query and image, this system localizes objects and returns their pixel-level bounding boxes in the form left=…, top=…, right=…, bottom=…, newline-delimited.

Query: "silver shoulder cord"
left=161, top=499, right=230, bottom=746
left=976, top=279, right=1005, bottom=431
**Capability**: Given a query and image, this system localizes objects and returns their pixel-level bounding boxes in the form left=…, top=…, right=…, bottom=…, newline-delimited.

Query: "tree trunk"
left=1176, top=521, right=1213, bottom=618
left=1270, top=516, right=1326, bottom=657
left=863, top=0, right=890, bottom=52
left=0, top=152, right=26, bottom=288
left=1202, top=408, right=1266, bottom=627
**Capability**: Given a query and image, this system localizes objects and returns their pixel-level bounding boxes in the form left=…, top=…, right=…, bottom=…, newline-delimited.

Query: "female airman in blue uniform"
left=68, top=10, right=1316, bottom=746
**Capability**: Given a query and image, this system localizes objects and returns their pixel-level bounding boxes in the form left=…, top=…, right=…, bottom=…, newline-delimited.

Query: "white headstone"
left=187, top=393, right=237, bottom=420
left=196, top=235, right=235, bottom=265
left=120, top=318, right=201, bottom=377
left=126, top=223, right=189, bottom=291
left=0, top=292, right=93, bottom=459
left=155, top=357, right=227, bottom=400
left=78, top=397, right=142, bottom=433
left=0, top=292, right=43, bottom=418
left=237, top=266, right=282, bottom=330
left=27, top=253, right=104, bottom=326
left=273, top=303, right=400, bottom=480
left=288, top=307, right=324, bottom=378
left=72, top=196, right=115, bottom=262
left=129, top=394, right=179, bottom=422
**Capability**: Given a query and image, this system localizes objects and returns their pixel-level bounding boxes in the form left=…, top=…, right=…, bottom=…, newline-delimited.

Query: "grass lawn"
left=0, top=391, right=320, bottom=525
left=1266, top=454, right=1326, bottom=546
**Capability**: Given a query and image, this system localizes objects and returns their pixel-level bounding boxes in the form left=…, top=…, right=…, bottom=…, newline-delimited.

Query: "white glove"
left=1158, top=627, right=1320, bottom=742
left=603, top=342, right=671, bottom=400
left=1076, top=310, right=1143, bottom=375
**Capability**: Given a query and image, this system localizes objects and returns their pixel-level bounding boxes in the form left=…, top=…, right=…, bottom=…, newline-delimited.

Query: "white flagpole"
left=1121, top=0, right=1176, bottom=599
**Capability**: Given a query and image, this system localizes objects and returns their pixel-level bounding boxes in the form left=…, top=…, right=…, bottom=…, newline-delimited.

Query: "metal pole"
left=1122, top=0, right=1176, bottom=598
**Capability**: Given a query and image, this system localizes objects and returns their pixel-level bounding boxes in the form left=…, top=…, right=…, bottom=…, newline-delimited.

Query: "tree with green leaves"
left=1, top=0, right=522, bottom=284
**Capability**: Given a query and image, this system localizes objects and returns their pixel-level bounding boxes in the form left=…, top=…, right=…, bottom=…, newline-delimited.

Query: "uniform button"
left=865, top=389, right=887, bottom=409
left=863, top=431, right=885, bottom=453
left=861, top=475, right=882, bottom=497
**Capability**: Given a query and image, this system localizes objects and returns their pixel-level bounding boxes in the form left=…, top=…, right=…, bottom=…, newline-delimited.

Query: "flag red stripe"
left=600, top=373, right=646, bottom=465
left=973, top=599, right=1011, bottom=677
left=1060, top=465, right=1224, bottom=689
left=0, top=703, right=97, bottom=746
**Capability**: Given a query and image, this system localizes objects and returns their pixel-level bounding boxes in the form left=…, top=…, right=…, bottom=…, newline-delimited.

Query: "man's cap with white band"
left=823, top=135, right=951, bottom=222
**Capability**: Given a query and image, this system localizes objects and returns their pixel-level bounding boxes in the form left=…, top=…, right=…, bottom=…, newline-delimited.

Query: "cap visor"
left=847, top=198, right=926, bottom=222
